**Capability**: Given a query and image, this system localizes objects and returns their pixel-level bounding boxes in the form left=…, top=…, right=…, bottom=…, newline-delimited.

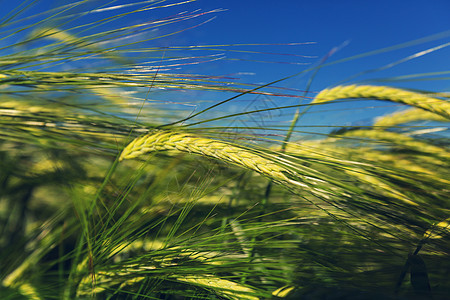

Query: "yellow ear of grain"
left=272, top=285, right=296, bottom=298
left=374, top=108, right=448, bottom=127
left=313, top=85, right=450, bottom=119
left=344, top=169, right=417, bottom=206
left=342, top=129, right=450, bottom=160
left=120, top=130, right=306, bottom=188
left=178, top=275, right=259, bottom=300
left=423, top=218, right=450, bottom=240
left=16, top=283, right=41, bottom=300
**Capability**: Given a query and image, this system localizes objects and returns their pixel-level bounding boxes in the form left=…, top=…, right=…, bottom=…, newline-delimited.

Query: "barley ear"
left=313, top=85, right=450, bottom=119
left=423, top=217, right=450, bottom=240
left=374, top=108, right=448, bottom=127
left=177, top=275, right=259, bottom=300
left=120, top=130, right=306, bottom=188
left=342, top=129, right=450, bottom=160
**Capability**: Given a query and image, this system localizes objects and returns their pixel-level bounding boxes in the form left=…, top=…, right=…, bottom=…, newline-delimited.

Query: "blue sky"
left=169, top=0, right=450, bottom=89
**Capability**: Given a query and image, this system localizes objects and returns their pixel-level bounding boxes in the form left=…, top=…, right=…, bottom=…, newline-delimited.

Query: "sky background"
left=1, top=0, right=449, bottom=134
left=164, top=0, right=450, bottom=90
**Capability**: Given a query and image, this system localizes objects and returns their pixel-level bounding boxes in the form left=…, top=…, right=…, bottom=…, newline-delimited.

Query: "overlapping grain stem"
left=120, top=130, right=304, bottom=187
left=313, top=85, right=450, bottom=119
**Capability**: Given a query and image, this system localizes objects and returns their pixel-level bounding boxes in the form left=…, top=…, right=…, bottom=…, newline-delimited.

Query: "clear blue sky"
left=165, top=0, right=450, bottom=90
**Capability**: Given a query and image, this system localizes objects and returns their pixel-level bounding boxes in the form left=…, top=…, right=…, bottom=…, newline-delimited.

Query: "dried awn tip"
left=313, top=85, right=450, bottom=119
left=120, top=130, right=305, bottom=187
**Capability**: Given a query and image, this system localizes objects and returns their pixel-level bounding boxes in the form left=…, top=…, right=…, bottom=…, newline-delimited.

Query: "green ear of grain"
left=119, top=130, right=306, bottom=188
left=313, top=85, right=450, bottom=119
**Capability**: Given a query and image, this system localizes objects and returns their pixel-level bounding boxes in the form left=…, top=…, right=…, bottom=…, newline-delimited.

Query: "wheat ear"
left=313, top=85, right=450, bottom=119
left=374, top=108, right=448, bottom=127
left=120, top=130, right=303, bottom=187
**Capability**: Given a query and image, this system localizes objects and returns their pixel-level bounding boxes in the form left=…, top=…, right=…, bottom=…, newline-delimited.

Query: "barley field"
left=0, top=1, right=449, bottom=299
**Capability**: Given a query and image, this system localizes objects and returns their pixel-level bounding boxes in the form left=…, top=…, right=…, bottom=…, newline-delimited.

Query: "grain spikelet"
left=77, top=272, right=259, bottom=300
left=423, top=218, right=450, bottom=240
left=115, top=239, right=245, bottom=266
left=89, top=86, right=131, bottom=105
left=1, top=100, right=66, bottom=115
left=374, top=108, right=448, bottom=127
left=282, top=142, right=417, bottom=206
left=342, top=129, right=450, bottom=160
left=272, top=285, right=296, bottom=298
left=77, top=264, right=258, bottom=299
left=313, top=85, right=450, bottom=119
left=285, top=140, right=449, bottom=190
left=16, top=283, right=41, bottom=300
left=77, top=269, right=148, bottom=296
left=120, top=130, right=305, bottom=188
left=177, top=275, right=259, bottom=300
left=283, top=140, right=368, bottom=167
left=31, top=27, right=126, bottom=64
left=32, top=28, right=77, bottom=45
left=345, top=170, right=417, bottom=206
left=357, top=149, right=450, bottom=185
